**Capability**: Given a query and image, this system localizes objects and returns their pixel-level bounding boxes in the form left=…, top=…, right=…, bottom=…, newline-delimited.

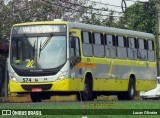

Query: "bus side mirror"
left=70, top=38, right=76, bottom=49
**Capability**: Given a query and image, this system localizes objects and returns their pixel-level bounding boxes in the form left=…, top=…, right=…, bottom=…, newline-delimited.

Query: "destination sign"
left=12, top=25, right=66, bottom=34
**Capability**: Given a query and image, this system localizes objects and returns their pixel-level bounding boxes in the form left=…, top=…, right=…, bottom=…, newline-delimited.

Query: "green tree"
left=0, top=0, right=10, bottom=42
left=80, top=1, right=117, bottom=27
left=0, top=0, right=85, bottom=42
left=101, top=10, right=117, bottom=27
left=116, top=0, right=156, bottom=34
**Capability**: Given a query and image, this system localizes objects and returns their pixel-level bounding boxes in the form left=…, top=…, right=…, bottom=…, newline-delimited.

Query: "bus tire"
left=30, top=92, right=42, bottom=102
left=81, top=75, right=93, bottom=101
left=126, top=78, right=135, bottom=100
left=117, top=78, right=135, bottom=100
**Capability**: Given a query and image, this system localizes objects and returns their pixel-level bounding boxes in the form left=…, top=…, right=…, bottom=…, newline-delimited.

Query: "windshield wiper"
left=39, top=34, right=53, bottom=58
left=39, top=40, right=42, bottom=58
left=33, top=40, right=36, bottom=60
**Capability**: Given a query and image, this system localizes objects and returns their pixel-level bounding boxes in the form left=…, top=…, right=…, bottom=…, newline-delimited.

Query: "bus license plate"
left=32, top=88, right=42, bottom=92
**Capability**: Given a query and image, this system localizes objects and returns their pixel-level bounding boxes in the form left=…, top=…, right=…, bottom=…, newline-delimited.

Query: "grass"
left=0, top=101, right=160, bottom=118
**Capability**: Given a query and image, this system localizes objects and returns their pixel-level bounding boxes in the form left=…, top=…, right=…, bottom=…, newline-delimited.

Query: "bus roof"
left=12, top=21, right=68, bottom=26
left=68, top=22, right=154, bottom=39
left=13, top=21, right=154, bottom=39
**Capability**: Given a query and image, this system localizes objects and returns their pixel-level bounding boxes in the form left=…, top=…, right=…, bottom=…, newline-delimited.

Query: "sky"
left=3, top=0, right=9, bottom=5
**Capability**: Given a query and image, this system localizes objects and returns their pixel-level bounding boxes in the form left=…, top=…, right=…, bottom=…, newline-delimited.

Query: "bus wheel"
left=30, top=92, right=42, bottom=102
left=117, top=78, right=135, bottom=100
left=126, top=78, right=135, bottom=100
left=82, top=76, right=93, bottom=101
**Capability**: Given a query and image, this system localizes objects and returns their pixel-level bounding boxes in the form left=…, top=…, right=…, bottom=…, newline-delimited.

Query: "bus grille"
left=21, top=84, right=52, bottom=91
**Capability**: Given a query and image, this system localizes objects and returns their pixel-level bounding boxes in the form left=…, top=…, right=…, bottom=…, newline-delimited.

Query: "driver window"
left=11, top=39, right=22, bottom=64
left=69, top=37, right=80, bottom=57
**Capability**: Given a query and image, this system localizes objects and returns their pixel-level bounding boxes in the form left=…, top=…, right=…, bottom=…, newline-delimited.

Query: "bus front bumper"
left=9, top=78, right=83, bottom=93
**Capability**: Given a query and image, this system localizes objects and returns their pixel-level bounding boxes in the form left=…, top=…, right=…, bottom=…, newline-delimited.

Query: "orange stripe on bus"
left=75, top=62, right=96, bottom=68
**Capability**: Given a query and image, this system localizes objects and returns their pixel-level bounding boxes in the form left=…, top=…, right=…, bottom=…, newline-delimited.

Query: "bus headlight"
left=12, top=77, right=18, bottom=82
left=57, top=71, right=68, bottom=81
left=9, top=73, right=18, bottom=82
left=59, top=75, right=66, bottom=80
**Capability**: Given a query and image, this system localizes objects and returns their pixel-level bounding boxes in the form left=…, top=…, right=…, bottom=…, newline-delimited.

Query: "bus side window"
left=81, top=31, right=93, bottom=57
left=138, top=39, right=147, bottom=60
left=148, top=40, right=155, bottom=61
left=116, top=36, right=127, bottom=59
left=105, top=34, right=116, bottom=58
left=93, top=33, right=105, bottom=57
left=69, top=37, right=80, bottom=57
left=128, top=37, right=137, bottom=60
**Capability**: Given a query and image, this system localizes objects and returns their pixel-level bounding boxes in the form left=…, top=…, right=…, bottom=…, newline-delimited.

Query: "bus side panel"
left=69, top=28, right=157, bottom=93
left=136, top=61, right=157, bottom=91
left=93, top=79, right=128, bottom=91
left=136, top=80, right=157, bottom=91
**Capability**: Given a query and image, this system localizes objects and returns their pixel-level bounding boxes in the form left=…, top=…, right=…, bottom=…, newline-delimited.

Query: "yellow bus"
left=8, top=20, right=157, bottom=102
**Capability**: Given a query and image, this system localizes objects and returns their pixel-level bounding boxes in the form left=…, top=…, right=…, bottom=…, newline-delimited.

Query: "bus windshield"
left=10, top=25, right=67, bottom=71
left=11, top=35, right=66, bottom=70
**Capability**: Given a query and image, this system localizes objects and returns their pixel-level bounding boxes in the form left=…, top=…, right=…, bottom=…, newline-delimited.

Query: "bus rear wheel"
left=117, top=78, right=135, bottom=100
left=30, top=92, right=42, bottom=102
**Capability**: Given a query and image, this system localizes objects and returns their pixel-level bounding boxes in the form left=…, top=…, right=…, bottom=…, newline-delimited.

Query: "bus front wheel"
left=81, top=75, right=93, bottom=101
